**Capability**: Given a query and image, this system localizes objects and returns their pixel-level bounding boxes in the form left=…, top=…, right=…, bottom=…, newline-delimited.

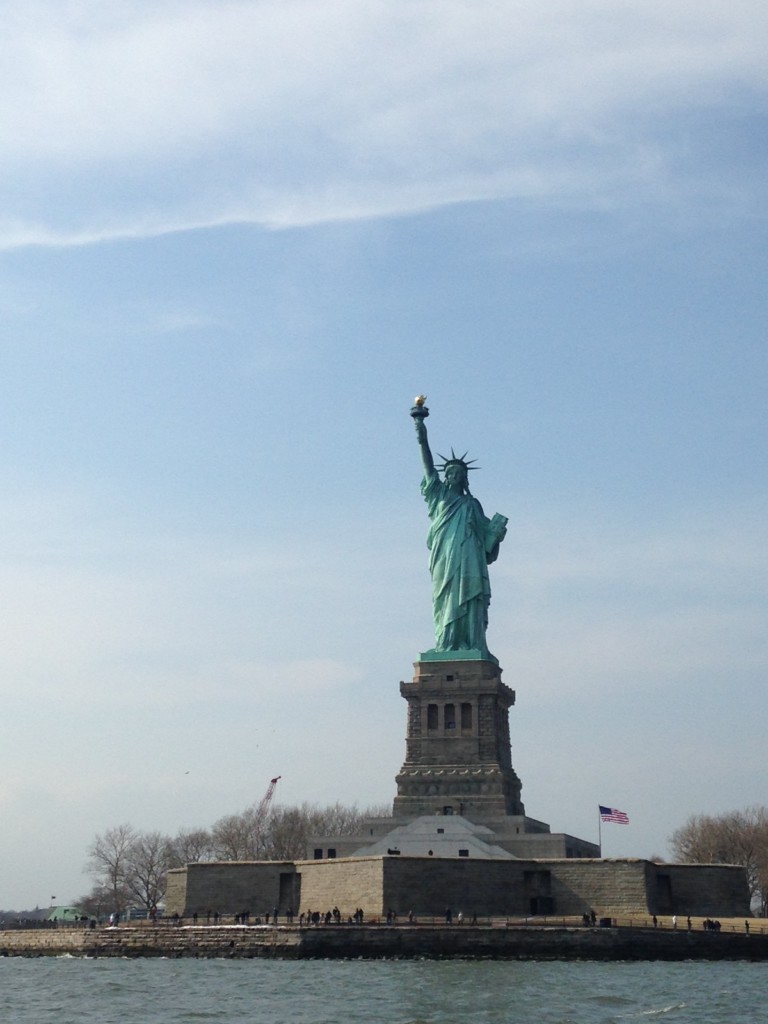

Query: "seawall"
left=1, top=923, right=766, bottom=961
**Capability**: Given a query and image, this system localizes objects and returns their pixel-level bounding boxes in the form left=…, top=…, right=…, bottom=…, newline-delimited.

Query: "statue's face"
left=444, top=463, right=468, bottom=490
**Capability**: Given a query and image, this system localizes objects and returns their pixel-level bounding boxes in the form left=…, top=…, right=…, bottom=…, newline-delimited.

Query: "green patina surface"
left=418, top=648, right=498, bottom=665
left=411, top=400, right=507, bottom=662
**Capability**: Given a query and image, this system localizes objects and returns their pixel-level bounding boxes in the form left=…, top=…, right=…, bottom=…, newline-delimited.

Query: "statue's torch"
left=410, top=394, right=429, bottom=421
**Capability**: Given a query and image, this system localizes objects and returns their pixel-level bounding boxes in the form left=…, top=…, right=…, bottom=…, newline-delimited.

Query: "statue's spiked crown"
left=437, top=449, right=479, bottom=474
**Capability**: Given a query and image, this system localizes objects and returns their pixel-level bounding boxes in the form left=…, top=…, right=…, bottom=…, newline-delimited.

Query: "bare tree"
left=262, top=801, right=392, bottom=860
left=210, top=807, right=260, bottom=860
left=86, top=823, right=137, bottom=915
left=86, top=825, right=178, bottom=914
left=206, top=800, right=392, bottom=862
left=311, top=801, right=391, bottom=836
left=165, top=827, right=215, bottom=868
left=124, top=830, right=170, bottom=912
left=263, top=804, right=316, bottom=860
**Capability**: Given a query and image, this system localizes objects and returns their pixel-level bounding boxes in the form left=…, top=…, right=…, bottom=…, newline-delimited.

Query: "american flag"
left=599, top=805, right=629, bottom=824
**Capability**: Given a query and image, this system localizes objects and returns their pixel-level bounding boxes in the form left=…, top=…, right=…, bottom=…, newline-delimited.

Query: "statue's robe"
left=421, top=473, right=499, bottom=653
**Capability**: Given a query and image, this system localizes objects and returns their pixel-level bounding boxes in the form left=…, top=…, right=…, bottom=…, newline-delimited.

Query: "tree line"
left=79, top=801, right=388, bottom=917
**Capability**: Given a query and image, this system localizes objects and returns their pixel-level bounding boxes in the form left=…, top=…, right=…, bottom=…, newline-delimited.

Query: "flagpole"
left=598, top=806, right=602, bottom=856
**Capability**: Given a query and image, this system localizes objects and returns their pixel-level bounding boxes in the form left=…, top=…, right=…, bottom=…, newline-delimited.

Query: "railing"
left=87, top=914, right=766, bottom=935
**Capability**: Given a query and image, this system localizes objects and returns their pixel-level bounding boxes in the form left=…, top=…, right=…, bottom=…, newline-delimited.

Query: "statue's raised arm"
left=410, top=395, right=436, bottom=479
left=409, top=396, right=508, bottom=664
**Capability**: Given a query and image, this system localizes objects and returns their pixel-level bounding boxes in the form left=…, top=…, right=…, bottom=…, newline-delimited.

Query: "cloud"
left=2, top=0, right=766, bottom=248
left=0, top=486, right=375, bottom=714
left=493, top=500, right=768, bottom=699
left=2, top=480, right=763, bottom=722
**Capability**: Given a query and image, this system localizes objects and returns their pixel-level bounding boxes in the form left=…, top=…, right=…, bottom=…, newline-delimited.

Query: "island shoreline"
left=1, top=923, right=766, bottom=961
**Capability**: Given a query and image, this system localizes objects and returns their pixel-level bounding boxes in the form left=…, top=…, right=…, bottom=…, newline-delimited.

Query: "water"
left=1, top=957, right=766, bottom=1024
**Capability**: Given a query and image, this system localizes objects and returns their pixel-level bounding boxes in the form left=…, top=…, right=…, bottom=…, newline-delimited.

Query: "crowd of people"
left=165, top=906, right=370, bottom=926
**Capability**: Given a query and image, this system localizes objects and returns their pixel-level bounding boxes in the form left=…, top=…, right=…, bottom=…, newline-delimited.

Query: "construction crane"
left=257, top=776, right=281, bottom=820
left=254, top=776, right=281, bottom=858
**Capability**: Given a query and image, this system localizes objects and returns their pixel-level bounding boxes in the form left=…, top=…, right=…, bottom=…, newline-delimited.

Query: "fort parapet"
left=166, top=855, right=750, bottom=921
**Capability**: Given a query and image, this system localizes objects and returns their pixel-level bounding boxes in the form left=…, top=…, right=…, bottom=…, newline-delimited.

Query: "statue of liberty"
left=411, top=397, right=508, bottom=662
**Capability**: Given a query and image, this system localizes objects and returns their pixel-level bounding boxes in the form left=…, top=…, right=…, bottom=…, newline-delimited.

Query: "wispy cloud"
left=494, top=500, right=768, bottom=698
left=2, top=484, right=764, bottom=710
left=2, top=1, right=766, bottom=248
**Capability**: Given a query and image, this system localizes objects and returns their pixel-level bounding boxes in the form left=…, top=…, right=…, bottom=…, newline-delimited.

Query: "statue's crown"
left=436, top=449, right=479, bottom=472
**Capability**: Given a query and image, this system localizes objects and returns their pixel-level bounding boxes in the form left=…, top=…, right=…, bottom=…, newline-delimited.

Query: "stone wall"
left=0, top=929, right=89, bottom=955
left=165, top=867, right=188, bottom=914
left=546, top=859, right=654, bottom=916
left=378, top=858, right=749, bottom=919
left=376, top=858, right=654, bottom=917
left=382, top=856, right=527, bottom=916
left=166, top=862, right=298, bottom=917
left=166, top=856, right=751, bottom=920
left=297, top=857, right=384, bottom=917
left=660, top=864, right=751, bottom=916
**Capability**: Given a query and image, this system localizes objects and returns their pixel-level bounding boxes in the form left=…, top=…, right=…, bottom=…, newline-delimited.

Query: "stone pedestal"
left=393, top=658, right=525, bottom=820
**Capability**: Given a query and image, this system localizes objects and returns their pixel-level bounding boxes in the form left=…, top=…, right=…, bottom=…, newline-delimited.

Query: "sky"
left=0, top=0, right=766, bottom=909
